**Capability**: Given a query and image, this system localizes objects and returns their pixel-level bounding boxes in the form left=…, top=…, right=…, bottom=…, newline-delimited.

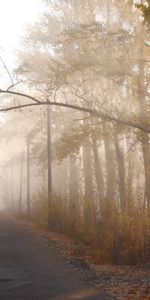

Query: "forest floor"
left=27, top=222, right=150, bottom=300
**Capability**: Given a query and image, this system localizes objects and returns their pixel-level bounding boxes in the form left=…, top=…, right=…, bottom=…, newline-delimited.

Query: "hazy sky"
left=0, top=0, right=43, bottom=66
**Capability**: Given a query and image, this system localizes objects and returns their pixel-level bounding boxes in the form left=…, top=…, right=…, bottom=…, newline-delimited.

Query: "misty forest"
left=0, top=1, right=150, bottom=299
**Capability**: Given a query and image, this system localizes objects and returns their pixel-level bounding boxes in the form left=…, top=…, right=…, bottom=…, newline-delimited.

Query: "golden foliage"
left=30, top=193, right=150, bottom=265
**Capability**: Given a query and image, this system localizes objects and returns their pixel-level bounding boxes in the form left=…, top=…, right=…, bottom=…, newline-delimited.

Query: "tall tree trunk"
left=114, top=128, right=126, bottom=211
left=27, top=134, right=31, bottom=216
left=4, top=169, right=9, bottom=210
left=83, top=135, right=94, bottom=199
left=47, top=105, right=52, bottom=226
left=19, top=152, right=24, bottom=213
left=92, top=136, right=104, bottom=213
left=103, top=128, right=116, bottom=205
left=141, top=133, right=150, bottom=211
left=137, top=28, right=150, bottom=213
left=60, top=159, right=68, bottom=199
left=83, top=133, right=94, bottom=224
left=69, top=156, right=79, bottom=230
left=11, top=159, right=14, bottom=211
left=127, top=150, right=134, bottom=210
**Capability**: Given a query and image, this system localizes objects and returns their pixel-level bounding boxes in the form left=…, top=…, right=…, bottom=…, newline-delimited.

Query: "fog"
left=0, top=0, right=150, bottom=265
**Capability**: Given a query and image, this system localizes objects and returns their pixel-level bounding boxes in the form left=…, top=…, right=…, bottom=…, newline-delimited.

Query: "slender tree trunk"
left=92, top=136, right=104, bottom=213
left=104, top=129, right=116, bottom=204
left=69, top=156, right=79, bottom=232
left=47, top=105, right=52, bottom=226
left=19, top=152, right=24, bottom=213
left=11, top=159, right=14, bottom=211
left=83, top=135, right=94, bottom=199
left=27, top=134, right=31, bottom=216
left=42, top=168, right=46, bottom=194
left=69, top=157, right=79, bottom=212
left=141, top=133, right=150, bottom=211
left=114, top=129, right=126, bottom=211
left=127, top=150, right=134, bottom=210
left=5, top=169, right=9, bottom=210
left=83, top=133, right=94, bottom=224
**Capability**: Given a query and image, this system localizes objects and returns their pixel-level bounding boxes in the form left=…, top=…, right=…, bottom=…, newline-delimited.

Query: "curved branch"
left=7, top=80, right=22, bottom=91
left=0, top=94, right=149, bottom=133
left=0, top=89, right=42, bottom=103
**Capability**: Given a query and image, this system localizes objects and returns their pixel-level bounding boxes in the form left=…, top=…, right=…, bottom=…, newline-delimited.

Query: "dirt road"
left=0, top=213, right=111, bottom=300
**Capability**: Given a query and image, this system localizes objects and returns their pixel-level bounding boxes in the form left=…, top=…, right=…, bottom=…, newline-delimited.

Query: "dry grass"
left=30, top=194, right=150, bottom=265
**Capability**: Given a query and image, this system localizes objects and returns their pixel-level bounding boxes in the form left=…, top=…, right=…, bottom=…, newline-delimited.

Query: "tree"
left=0, top=0, right=150, bottom=264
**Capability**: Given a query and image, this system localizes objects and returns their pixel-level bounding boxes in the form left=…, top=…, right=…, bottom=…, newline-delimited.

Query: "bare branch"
left=73, top=92, right=96, bottom=110
left=0, top=89, right=42, bottom=104
left=7, top=80, right=22, bottom=91
left=0, top=55, right=14, bottom=86
left=0, top=92, right=149, bottom=133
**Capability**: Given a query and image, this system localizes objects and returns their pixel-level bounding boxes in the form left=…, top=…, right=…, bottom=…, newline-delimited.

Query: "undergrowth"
left=27, top=194, right=150, bottom=265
